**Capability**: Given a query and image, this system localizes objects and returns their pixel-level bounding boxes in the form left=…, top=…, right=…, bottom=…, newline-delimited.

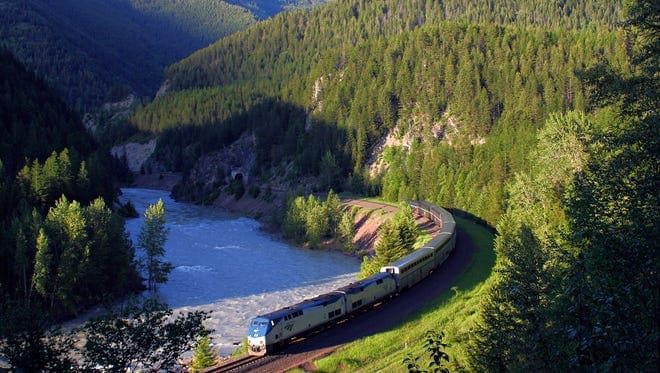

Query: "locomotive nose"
left=248, top=337, right=266, bottom=356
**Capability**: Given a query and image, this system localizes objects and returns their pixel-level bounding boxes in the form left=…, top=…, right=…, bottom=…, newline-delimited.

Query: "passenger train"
left=246, top=201, right=456, bottom=356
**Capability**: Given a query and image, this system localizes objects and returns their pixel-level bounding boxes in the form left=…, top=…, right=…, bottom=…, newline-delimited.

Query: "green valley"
left=0, top=0, right=657, bottom=371
left=0, top=0, right=285, bottom=109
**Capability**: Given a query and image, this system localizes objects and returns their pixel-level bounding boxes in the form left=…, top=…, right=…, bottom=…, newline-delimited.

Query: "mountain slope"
left=0, top=0, right=255, bottom=109
left=0, top=49, right=142, bottom=320
left=165, top=0, right=623, bottom=92
left=130, top=0, right=256, bottom=43
left=133, top=0, right=626, bottom=223
left=227, top=0, right=325, bottom=18
left=0, top=49, right=94, bottom=175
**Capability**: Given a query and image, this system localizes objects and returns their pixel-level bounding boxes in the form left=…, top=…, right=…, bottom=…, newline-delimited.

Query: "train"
left=246, top=201, right=456, bottom=356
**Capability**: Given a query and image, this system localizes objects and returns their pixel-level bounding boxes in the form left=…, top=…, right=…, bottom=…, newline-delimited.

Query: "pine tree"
left=191, top=335, right=218, bottom=371
left=319, top=151, right=339, bottom=190
left=138, top=199, right=172, bottom=291
left=32, top=228, right=53, bottom=305
left=325, top=189, right=342, bottom=235
left=304, top=196, right=328, bottom=248
left=392, top=204, right=419, bottom=252
left=338, top=208, right=357, bottom=252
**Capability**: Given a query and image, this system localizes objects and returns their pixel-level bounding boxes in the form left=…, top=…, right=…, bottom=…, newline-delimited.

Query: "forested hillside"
left=227, top=0, right=325, bottom=18
left=130, top=4, right=658, bottom=367
left=130, top=0, right=256, bottom=43
left=132, top=0, right=626, bottom=223
left=0, top=0, right=256, bottom=109
left=0, top=50, right=141, bottom=318
left=0, top=0, right=656, bottom=370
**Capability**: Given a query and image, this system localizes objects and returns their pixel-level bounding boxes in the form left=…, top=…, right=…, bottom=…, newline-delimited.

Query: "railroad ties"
left=202, top=355, right=266, bottom=373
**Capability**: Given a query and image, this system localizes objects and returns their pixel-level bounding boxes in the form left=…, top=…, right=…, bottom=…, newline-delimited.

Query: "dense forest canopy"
left=129, top=0, right=256, bottom=43
left=0, top=0, right=656, bottom=370
left=132, top=0, right=627, bottom=224
left=227, top=0, right=326, bottom=19
left=0, top=50, right=94, bottom=176
left=165, top=0, right=624, bottom=92
left=0, top=0, right=257, bottom=109
left=0, top=50, right=140, bottom=318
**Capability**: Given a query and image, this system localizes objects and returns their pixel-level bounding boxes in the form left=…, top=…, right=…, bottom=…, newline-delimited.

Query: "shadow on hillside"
left=148, top=98, right=353, bottom=203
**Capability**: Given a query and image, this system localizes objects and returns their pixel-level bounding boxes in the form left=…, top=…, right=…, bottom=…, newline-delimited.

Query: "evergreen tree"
left=360, top=203, right=420, bottom=278
left=338, top=207, right=357, bottom=252
left=325, top=189, right=342, bottom=235
left=47, top=196, right=88, bottom=312
left=191, top=335, right=218, bottom=371
left=304, top=196, right=328, bottom=248
left=31, top=229, right=52, bottom=304
left=138, top=199, right=172, bottom=291
left=319, top=151, right=340, bottom=190
left=392, top=204, right=419, bottom=250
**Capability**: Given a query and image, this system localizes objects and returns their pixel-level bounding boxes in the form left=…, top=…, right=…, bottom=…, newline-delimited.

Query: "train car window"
left=328, top=312, right=333, bottom=319
left=376, top=279, right=383, bottom=284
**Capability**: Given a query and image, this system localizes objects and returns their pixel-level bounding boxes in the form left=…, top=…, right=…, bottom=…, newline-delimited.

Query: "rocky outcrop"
left=111, top=139, right=157, bottom=173
left=155, top=80, right=170, bottom=99
left=172, top=133, right=257, bottom=201
left=83, top=94, right=137, bottom=135
left=367, top=110, right=485, bottom=177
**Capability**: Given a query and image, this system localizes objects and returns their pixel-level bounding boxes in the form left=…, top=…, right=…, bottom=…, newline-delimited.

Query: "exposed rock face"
left=367, top=110, right=481, bottom=177
left=367, top=127, right=410, bottom=177
left=102, top=94, right=136, bottom=112
left=311, top=76, right=325, bottom=112
left=155, top=80, right=170, bottom=99
left=83, top=112, right=98, bottom=133
left=306, top=75, right=326, bottom=131
left=84, top=94, right=137, bottom=136
left=172, top=133, right=257, bottom=200
left=111, top=139, right=157, bottom=173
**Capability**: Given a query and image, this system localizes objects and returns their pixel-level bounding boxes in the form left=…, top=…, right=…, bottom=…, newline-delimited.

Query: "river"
left=119, top=188, right=360, bottom=355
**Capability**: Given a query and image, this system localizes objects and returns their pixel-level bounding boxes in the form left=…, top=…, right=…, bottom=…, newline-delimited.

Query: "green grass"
left=413, top=232, right=432, bottom=249
left=314, top=217, right=496, bottom=372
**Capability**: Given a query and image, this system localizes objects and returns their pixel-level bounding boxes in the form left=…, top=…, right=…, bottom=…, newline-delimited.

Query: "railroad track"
left=203, top=355, right=266, bottom=373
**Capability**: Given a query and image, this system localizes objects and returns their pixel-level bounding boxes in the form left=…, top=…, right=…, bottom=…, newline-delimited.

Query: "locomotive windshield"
left=248, top=318, right=272, bottom=337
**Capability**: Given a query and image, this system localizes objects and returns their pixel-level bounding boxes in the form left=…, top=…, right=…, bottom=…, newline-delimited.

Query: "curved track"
left=238, top=228, right=475, bottom=372
left=207, top=200, right=475, bottom=372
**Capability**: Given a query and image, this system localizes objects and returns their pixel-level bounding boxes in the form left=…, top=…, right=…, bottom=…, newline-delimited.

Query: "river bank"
left=129, top=174, right=441, bottom=256
left=118, top=188, right=361, bottom=356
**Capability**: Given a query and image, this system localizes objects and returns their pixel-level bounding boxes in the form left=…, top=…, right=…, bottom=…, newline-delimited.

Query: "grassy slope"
left=314, top=217, right=495, bottom=372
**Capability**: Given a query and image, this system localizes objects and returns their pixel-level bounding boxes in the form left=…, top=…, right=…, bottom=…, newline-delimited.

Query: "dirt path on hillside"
left=344, top=199, right=442, bottom=253
left=242, top=228, right=476, bottom=372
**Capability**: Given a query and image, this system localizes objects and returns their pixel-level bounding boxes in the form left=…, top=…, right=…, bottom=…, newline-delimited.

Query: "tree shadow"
left=149, top=98, right=353, bottom=203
